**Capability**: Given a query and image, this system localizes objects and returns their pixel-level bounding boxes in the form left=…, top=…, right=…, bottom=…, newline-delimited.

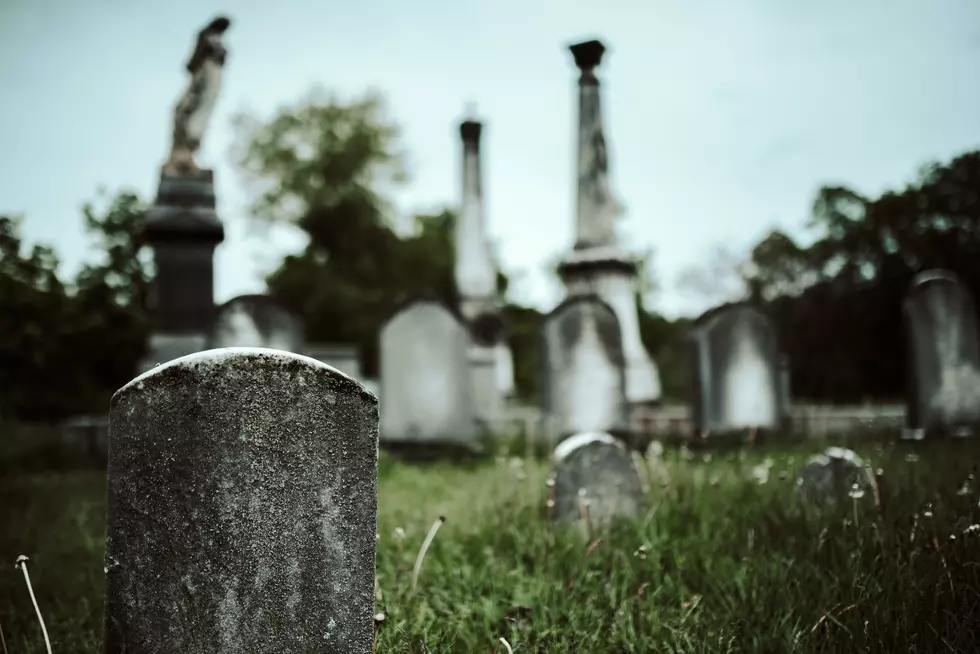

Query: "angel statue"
left=163, top=16, right=232, bottom=175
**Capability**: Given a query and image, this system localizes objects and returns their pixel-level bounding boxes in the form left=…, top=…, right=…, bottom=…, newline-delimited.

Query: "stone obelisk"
left=456, top=115, right=514, bottom=424
left=557, top=39, right=662, bottom=409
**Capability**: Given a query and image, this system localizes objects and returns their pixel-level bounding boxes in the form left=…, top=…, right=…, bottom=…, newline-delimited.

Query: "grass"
left=3, top=437, right=980, bottom=652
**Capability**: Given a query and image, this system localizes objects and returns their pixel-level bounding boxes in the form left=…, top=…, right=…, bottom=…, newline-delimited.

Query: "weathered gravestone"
left=690, top=303, right=785, bottom=437
left=904, top=270, right=980, bottom=439
left=540, top=295, right=630, bottom=442
left=550, top=432, right=642, bottom=529
left=104, top=348, right=379, bottom=653
left=797, top=446, right=877, bottom=507
left=208, top=294, right=305, bottom=353
left=379, top=298, right=477, bottom=451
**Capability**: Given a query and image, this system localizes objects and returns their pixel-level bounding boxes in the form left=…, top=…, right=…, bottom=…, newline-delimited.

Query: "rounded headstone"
left=550, top=432, right=642, bottom=529
left=797, top=446, right=876, bottom=506
left=105, top=348, right=378, bottom=653
left=208, top=294, right=305, bottom=353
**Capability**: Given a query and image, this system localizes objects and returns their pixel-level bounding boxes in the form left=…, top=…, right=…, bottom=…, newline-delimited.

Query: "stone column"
left=456, top=118, right=498, bottom=322
left=569, top=39, right=620, bottom=251
left=139, top=169, right=225, bottom=372
left=104, top=348, right=379, bottom=653
left=456, top=115, right=510, bottom=424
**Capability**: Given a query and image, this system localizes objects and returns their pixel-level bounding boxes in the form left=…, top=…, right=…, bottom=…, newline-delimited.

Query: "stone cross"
left=104, top=347, right=379, bottom=653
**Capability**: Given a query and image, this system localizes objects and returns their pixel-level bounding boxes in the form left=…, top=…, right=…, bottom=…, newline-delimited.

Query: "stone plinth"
left=142, top=168, right=224, bottom=337
left=558, top=248, right=662, bottom=406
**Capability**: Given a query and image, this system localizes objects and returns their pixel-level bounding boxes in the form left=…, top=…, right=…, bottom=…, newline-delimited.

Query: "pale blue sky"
left=2, top=0, right=979, bottom=317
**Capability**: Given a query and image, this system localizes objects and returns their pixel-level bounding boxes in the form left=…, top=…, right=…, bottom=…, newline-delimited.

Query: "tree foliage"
left=745, top=150, right=980, bottom=402
left=0, top=191, right=149, bottom=421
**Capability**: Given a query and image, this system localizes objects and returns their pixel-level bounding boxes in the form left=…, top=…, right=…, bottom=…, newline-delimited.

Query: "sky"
left=2, top=0, right=979, bottom=318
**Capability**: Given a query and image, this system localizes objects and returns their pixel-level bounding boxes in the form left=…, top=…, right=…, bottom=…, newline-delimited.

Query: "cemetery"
left=3, top=12, right=980, bottom=653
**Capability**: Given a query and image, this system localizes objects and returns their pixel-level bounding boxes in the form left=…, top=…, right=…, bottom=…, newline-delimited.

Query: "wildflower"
left=648, top=441, right=665, bottom=458
left=905, top=452, right=920, bottom=463
left=751, top=464, right=770, bottom=485
left=848, top=483, right=865, bottom=500
left=680, top=446, right=694, bottom=461
left=702, top=453, right=712, bottom=464
left=633, top=545, right=648, bottom=560
left=923, top=503, right=933, bottom=519
left=962, top=524, right=980, bottom=536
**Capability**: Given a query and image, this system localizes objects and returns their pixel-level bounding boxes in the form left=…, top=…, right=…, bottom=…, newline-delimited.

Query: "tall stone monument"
left=455, top=115, right=513, bottom=423
left=557, top=39, right=661, bottom=410
left=139, top=16, right=232, bottom=373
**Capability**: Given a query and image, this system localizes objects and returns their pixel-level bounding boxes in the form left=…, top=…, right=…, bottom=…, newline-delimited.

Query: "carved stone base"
left=558, top=245, right=663, bottom=406
left=143, top=168, right=223, bottom=241
left=142, top=166, right=225, bottom=336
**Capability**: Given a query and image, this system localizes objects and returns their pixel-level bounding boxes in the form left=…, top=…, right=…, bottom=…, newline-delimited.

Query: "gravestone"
left=541, top=295, right=630, bottom=442
left=550, top=432, right=642, bottom=529
left=379, top=298, right=477, bottom=451
left=797, top=446, right=876, bottom=506
left=691, top=303, right=784, bottom=436
left=208, top=294, right=305, bottom=353
left=104, top=348, right=379, bottom=653
left=904, top=270, right=980, bottom=438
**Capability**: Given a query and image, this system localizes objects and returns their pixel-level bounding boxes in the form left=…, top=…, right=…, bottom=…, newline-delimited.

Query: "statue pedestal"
left=144, top=168, right=223, bottom=240
left=139, top=167, right=225, bottom=371
left=558, top=245, right=662, bottom=408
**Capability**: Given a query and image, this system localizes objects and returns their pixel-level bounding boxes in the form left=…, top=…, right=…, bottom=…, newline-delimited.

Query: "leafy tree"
left=0, top=189, right=150, bottom=421
left=746, top=150, right=980, bottom=402
left=70, top=189, right=151, bottom=409
left=233, top=90, right=511, bottom=380
left=0, top=214, right=73, bottom=420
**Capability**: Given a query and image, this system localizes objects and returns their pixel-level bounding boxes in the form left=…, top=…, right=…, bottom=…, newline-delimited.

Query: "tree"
left=0, top=189, right=151, bottom=421
left=70, top=189, right=152, bottom=409
left=675, top=243, right=754, bottom=306
left=746, top=149, right=980, bottom=403
left=233, top=90, right=504, bottom=380
left=0, top=214, right=73, bottom=419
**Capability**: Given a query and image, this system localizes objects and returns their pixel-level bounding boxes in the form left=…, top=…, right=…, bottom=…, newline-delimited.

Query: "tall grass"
left=2, top=438, right=979, bottom=652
